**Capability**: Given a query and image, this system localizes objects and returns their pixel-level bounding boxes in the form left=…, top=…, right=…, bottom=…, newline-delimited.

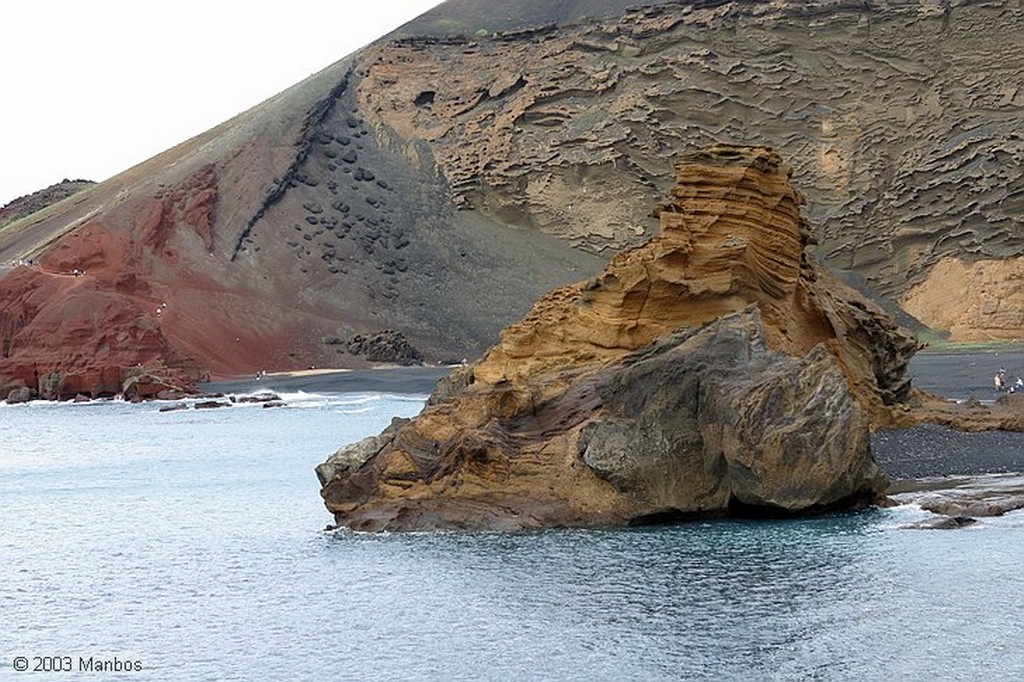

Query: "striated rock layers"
left=367, top=0, right=1024, bottom=341
left=317, top=145, right=918, bottom=531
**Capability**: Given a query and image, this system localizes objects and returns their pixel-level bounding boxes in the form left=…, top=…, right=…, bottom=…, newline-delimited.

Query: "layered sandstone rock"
left=901, top=257, right=1024, bottom=343
left=317, top=145, right=917, bottom=531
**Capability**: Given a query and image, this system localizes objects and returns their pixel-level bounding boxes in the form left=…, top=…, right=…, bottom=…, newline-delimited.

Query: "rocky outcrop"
left=121, top=370, right=192, bottom=403
left=345, top=330, right=423, bottom=366
left=317, top=145, right=915, bottom=531
left=890, top=474, right=1024, bottom=519
left=0, top=179, right=95, bottom=229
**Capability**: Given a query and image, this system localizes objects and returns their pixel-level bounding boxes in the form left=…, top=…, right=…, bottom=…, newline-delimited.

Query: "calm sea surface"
left=2, top=387, right=1023, bottom=681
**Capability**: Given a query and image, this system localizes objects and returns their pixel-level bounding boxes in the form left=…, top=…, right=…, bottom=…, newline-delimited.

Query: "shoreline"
left=201, top=365, right=455, bottom=397
left=908, top=345, right=1024, bottom=402
left=199, top=345, right=1024, bottom=404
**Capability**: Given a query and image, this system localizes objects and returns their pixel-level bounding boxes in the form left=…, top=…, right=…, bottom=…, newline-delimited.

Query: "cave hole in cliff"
left=726, top=494, right=875, bottom=520
left=627, top=509, right=720, bottom=526
left=413, top=91, right=436, bottom=107
left=726, top=498, right=802, bottom=520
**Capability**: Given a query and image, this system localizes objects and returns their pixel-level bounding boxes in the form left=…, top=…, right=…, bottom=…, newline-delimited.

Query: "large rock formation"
left=317, top=145, right=917, bottom=531
left=2, top=0, right=1021, bottom=397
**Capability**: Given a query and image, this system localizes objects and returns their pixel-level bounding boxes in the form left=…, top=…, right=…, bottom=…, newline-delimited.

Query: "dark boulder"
left=346, top=330, right=424, bottom=366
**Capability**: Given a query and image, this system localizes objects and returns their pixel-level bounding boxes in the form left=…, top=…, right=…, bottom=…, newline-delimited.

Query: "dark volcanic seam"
left=230, top=69, right=353, bottom=261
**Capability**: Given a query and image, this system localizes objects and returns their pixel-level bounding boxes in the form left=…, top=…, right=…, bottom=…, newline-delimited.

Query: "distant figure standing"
left=994, top=373, right=1005, bottom=391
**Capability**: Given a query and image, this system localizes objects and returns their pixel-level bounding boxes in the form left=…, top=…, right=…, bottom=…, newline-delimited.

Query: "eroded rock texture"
left=317, top=145, right=914, bottom=531
left=360, top=0, right=1024, bottom=340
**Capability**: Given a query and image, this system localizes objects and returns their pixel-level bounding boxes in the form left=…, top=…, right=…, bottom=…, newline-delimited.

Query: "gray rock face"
left=579, top=309, right=885, bottom=517
left=6, top=386, right=32, bottom=404
left=315, top=417, right=410, bottom=487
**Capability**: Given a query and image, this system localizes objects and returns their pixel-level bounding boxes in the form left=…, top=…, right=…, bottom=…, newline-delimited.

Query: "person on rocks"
left=994, top=372, right=1004, bottom=391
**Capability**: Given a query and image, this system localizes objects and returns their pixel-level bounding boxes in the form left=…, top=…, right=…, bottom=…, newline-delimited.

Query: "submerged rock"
left=318, top=144, right=916, bottom=531
left=904, top=516, right=978, bottom=531
left=194, top=400, right=231, bottom=410
left=235, top=392, right=282, bottom=404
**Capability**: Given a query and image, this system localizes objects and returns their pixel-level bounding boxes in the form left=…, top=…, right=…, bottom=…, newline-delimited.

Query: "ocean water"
left=2, top=388, right=1023, bottom=681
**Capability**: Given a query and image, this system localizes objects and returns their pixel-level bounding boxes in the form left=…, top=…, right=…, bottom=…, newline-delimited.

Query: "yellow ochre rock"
left=318, top=144, right=919, bottom=531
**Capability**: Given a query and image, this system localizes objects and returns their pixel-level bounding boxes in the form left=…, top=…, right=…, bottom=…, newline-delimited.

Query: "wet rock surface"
left=889, top=474, right=1024, bottom=520
left=902, top=515, right=978, bottom=530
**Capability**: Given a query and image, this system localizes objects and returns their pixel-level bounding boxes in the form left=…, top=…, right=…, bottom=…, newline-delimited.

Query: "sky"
left=0, top=1, right=443, bottom=207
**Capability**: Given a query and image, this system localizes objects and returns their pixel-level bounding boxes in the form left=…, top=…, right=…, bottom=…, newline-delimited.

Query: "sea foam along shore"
left=202, top=365, right=453, bottom=398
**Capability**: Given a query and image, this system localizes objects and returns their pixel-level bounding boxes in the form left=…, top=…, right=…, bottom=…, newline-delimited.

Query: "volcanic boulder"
left=345, top=330, right=424, bottom=366
left=317, top=144, right=917, bottom=531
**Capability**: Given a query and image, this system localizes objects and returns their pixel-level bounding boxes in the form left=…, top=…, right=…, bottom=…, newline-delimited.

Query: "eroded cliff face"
left=317, top=145, right=916, bottom=531
left=901, top=257, right=1024, bottom=342
left=358, top=0, right=1024, bottom=339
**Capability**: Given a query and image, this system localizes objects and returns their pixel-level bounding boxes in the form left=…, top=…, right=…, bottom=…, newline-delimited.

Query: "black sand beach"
left=907, top=347, right=1024, bottom=402
left=878, top=346, right=1024, bottom=480
left=202, top=365, right=454, bottom=397
left=873, top=424, right=1024, bottom=479
left=207, top=347, right=1024, bottom=401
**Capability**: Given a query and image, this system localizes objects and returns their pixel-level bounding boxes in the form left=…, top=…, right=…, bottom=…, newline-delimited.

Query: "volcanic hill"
left=0, top=0, right=1021, bottom=397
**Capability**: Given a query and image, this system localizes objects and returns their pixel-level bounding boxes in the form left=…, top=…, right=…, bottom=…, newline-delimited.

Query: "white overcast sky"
left=0, top=1, right=442, bottom=206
